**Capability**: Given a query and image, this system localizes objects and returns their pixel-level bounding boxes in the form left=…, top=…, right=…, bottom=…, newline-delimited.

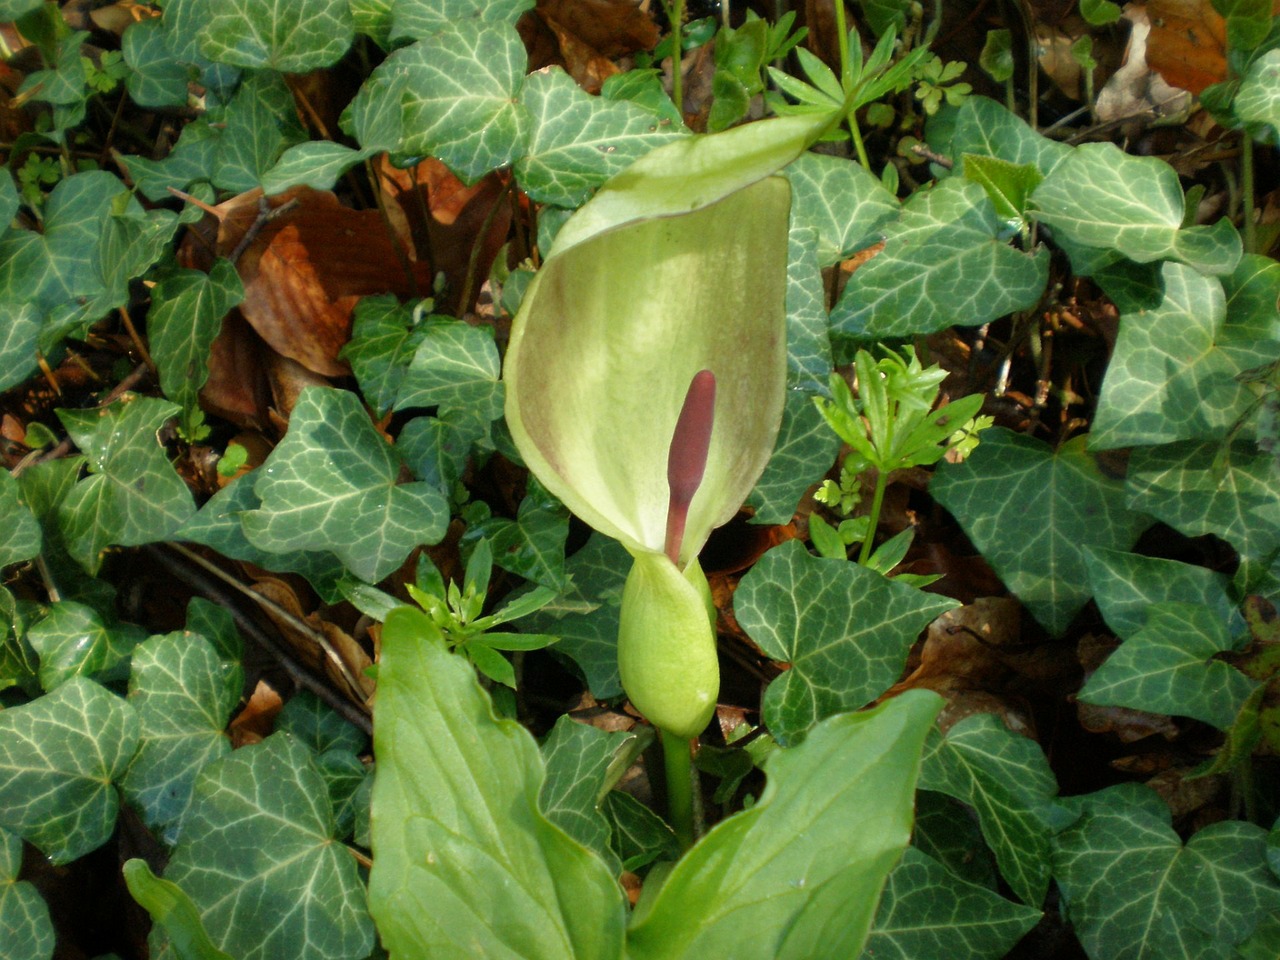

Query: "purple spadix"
left=664, top=369, right=716, bottom=566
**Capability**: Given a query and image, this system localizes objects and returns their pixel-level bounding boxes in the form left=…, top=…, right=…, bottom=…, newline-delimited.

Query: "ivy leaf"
left=831, top=178, right=1049, bottom=337
left=0, top=303, right=41, bottom=393
left=117, top=122, right=220, bottom=202
left=1054, top=785, right=1280, bottom=959
left=781, top=228, right=834, bottom=393
left=962, top=155, right=1042, bottom=223
left=746, top=389, right=840, bottom=525
left=276, top=689, right=368, bottom=757
left=242, top=386, right=449, bottom=583
left=26, top=600, right=145, bottom=690
left=944, top=96, right=1072, bottom=179
left=602, top=791, right=679, bottom=871
left=148, top=260, right=244, bottom=440
left=370, top=607, right=626, bottom=960
left=397, top=409, right=490, bottom=494
left=196, top=0, right=354, bottom=71
left=734, top=539, right=957, bottom=745
left=121, top=632, right=241, bottom=845
left=0, top=468, right=41, bottom=567
left=0, top=677, right=140, bottom=863
left=211, top=72, right=307, bottom=193
left=389, top=0, right=533, bottom=40
left=913, top=790, right=1000, bottom=889
left=919, top=713, right=1068, bottom=907
left=1236, top=49, right=1280, bottom=144
left=261, top=141, right=372, bottom=196
left=56, top=394, right=196, bottom=574
left=515, top=67, right=685, bottom=208
left=861, top=847, right=1041, bottom=960
left=786, top=151, right=898, bottom=268
left=1084, top=547, right=1236, bottom=639
left=1031, top=142, right=1242, bottom=275
left=340, top=295, right=430, bottom=417
left=0, top=826, right=55, bottom=960
left=932, top=430, right=1153, bottom=636
left=394, top=319, right=504, bottom=420
left=123, top=860, right=233, bottom=960
left=1125, top=440, right=1280, bottom=564
left=1078, top=601, right=1259, bottom=730
left=386, top=21, right=528, bottom=182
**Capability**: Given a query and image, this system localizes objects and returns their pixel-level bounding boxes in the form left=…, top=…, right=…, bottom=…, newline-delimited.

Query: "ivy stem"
left=662, top=729, right=697, bottom=850
left=1241, top=133, right=1257, bottom=255
left=857, top=465, right=889, bottom=565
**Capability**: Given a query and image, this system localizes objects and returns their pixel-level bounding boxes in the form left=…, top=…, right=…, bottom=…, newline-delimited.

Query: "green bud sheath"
left=618, top=552, right=718, bottom=739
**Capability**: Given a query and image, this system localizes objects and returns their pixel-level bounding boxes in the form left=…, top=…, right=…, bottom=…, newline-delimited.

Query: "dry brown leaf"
left=1144, top=0, right=1229, bottom=94
left=544, top=15, right=620, bottom=92
left=535, top=0, right=659, bottom=57
left=229, top=679, right=284, bottom=748
left=198, top=311, right=272, bottom=431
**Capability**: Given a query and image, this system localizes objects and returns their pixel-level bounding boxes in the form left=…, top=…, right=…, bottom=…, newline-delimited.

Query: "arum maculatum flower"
left=504, top=117, right=831, bottom=738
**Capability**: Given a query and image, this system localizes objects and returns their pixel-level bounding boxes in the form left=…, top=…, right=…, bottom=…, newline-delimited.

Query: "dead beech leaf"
left=535, top=0, right=659, bottom=58
left=1096, top=6, right=1193, bottom=123
left=229, top=679, right=284, bottom=748
left=544, top=14, right=620, bottom=93
left=199, top=311, right=272, bottom=431
left=1144, top=0, right=1229, bottom=95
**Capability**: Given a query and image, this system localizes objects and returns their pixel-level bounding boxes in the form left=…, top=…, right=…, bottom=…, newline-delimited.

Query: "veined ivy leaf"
left=602, top=790, right=679, bottom=871
left=212, top=72, right=307, bottom=193
left=56, top=394, right=196, bottom=574
left=1125, top=440, right=1280, bottom=564
left=243, top=386, right=449, bottom=583
left=196, top=0, right=354, bottom=71
left=394, top=319, right=504, bottom=420
left=121, top=17, right=193, bottom=108
left=184, top=596, right=244, bottom=673
left=261, top=142, right=373, bottom=196
left=1236, top=49, right=1280, bottom=144
left=514, top=67, right=686, bottom=208
left=931, top=430, right=1153, bottom=636
left=514, top=532, right=629, bottom=698
left=1030, top=142, right=1242, bottom=275
left=1084, top=547, right=1236, bottom=640
left=786, top=151, right=898, bottom=268
left=0, top=166, right=15, bottom=225
left=1054, top=785, right=1280, bottom=959
left=342, top=66, right=408, bottom=152
left=627, top=691, right=943, bottom=960
left=1221, top=253, right=1280, bottom=368
left=389, top=0, right=533, bottom=41
left=0, top=0, right=41, bottom=20
left=121, top=632, right=241, bottom=845
left=463, top=486, right=569, bottom=589
left=1091, top=262, right=1259, bottom=449
left=913, top=790, right=999, bottom=889
left=27, top=600, right=144, bottom=690
left=747, top=389, right=841, bottom=525
left=159, top=733, right=375, bottom=960
left=0, top=303, right=41, bottom=393
left=123, top=860, right=233, bottom=960
left=734, top=539, right=957, bottom=745
left=831, top=178, right=1049, bottom=337
left=397, top=408, right=490, bottom=494
left=352, top=0, right=393, bottom=45
left=370, top=607, right=627, bottom=960
left=944, top=96, right=1071, bottom=179
left=0, top=826, right=55, bottom=960
left=148, top=260, right=244, bottom=440
left=861, top=847, right=1041, bottom=960
left=341, top=295, right=430, bottom=417
left=385, top=21, right=528, bottom=182
left=963, top=155, right=1042, bottom=223
left=781, top=228, right=834, bottom=393
left=0, top=677, right=140, bottom=863
left=919, top=713, right=1068, bottom=907
left=277, top=689, right=368, bottom=757
left=1078, top=601, right=1258, bottom=730
left=118, top=122, right=220, bottom=203
left=0, top=468, right=41, bottom=568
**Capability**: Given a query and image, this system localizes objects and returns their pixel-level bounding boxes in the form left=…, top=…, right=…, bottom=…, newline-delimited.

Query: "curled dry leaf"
left=1096, top=6, right=1192, bottom=124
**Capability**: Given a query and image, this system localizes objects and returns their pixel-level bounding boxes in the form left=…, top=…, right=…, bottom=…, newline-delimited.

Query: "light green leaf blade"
left=963, top=155, right=1042, bottom=222
left=932, top=430, right=1153, bottom=635
left=936, top=96, right=1071, bottom=179
left=395, top=320, right=504, bottom=420
left=515, top=67, right=686, bottom=208
left=197, top=0, right=354, bottom=71
left=1031, top=142, right=1241, bottom=275
left=0, top=468, right=41, bottom=567
left=1054, top=787, right=1280, bottom=959
left=386, top=21, right=528, bottom=182
left=1125, top=441, right=1280, bottom=564
left=746, top=388, right=841, bottom=525
left=627, top=690, right=944, bottom=960
left=123, top=860, right=233, bottom=960
left=261, top=142, right=373, bottom=196
left=919, top=713, right=1066, bottom=906
left=121, top=632, right=240, bottom=844
left=160, top=733, right=374, bottom=960
left=1235, top=49, right=1280, bottom=144
left=0, top=677, right=140, bottom=863
left=786, top=151, right=899, bottom=268
left=27, top=600, right=144, bottom=690
left=0, top=827, right=55, bottom=960
left=601, top=791, right=679, bottom=871
left=1078, top=601, right=1258, bottom=730
left=861, top=847, right=1040, bottom=960
left=0, top=303, right=41, bottom=393
left=148, top=260, right=244, bottom=440
left=734, top=539, right=957, bottom=744
left=831, top=178, right=1049, bottom=337
left=56, top=394, right=196, bottom=573
left=243, top=386, right=449, bottom=583
left=1084, top=547, right=1236, bottom=639
left=370, top=606, right=627, bottom=960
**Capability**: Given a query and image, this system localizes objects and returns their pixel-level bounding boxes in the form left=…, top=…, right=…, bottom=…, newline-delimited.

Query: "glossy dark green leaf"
left=123, top=860, right=233, bottom=960
left=786, top=151, right=898, bottom=268
left=395, top=319, right=504, bottom=420
left=0, top=469, right=41, bottom=568
left=27, top=600, right=144, bottom=690
left=1084, top=547, right=1236, bottom=639
left=340, top=295, right=429, bottom=417
left=196, top=0, right=354, bottom=71
left=211, top=73, right=307, bottom=193
left=0, top=303, right=41, bottom=393
left=944, top=97, right=1071, bottom=179
left=388, top=0, right=533, bottom=40
left=602, top=791, right=679, bottom=871
left=0, top=827, right=54, bottom=960
left=747, top=389, right=840, bottom=525
left=464, top=487, right=569, bottom=589
left=781, top=228, right=834, bottom=393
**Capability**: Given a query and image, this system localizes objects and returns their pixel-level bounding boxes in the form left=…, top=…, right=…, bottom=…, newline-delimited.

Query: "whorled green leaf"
left=195, top=0, right=353, bottom=71
left=626, top=690, right=944, bottom=960
left=1125, top=440, right=1280, bottom=564
left=1054, top=785, right=1280, bottom=959
left=1030, top=142, right=1242, bottom=275
left=1084, top=547, right=1236, bottom=639
left=27, top=600, right=144, bottom=690
left=0, top=303, right=41, bottom=393
left=0, top=468, right=41, bottom=568
left=121, top=632, right=241, bottom=844
left=395, top=320, right=504, bottom=420
left=340, top=295, right=430, bottom=417
left=514, top=67, right=686, bottom=208
left=147, top=260, right=244, bottom=440
left=786, top=151, right=898, bottom=268
left=384, top=20, right=528, bottom=182
left=1236, top=49, right=1280, bottom=144
left=1078, top=601, right=1258, bottom=730
left=734, top=539, right=956, bottom=744
left=918, top=713, right=1068, bottom=907
left=123, top=860, right=233, bottom=960
left=932, top=430, right=1153, bottom=636
left=243, top=386, right=449, bottom=583
left=159, top=733, right=375, bottom=960
left=0, top=826, right=55, bottom=960
left=861, top=847, right=1041, bottom=960
left=830, top=178, right=1049, bottom=338
left=56, top=394, right=196, bottom=573
left=746, top=389, right=841, bottom=525
left=0, top=677, right=140, bottom=863
left=370, top=606, right=627, bottom=960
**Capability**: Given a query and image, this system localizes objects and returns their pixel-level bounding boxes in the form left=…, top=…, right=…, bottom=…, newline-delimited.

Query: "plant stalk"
left=1241, top=133, right=1257, bottom=255
left=857, top=465, right=890, bottom=565
left=661, top=729, right=696, bottom=851
left=668, top=0, right=685, bottom=120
